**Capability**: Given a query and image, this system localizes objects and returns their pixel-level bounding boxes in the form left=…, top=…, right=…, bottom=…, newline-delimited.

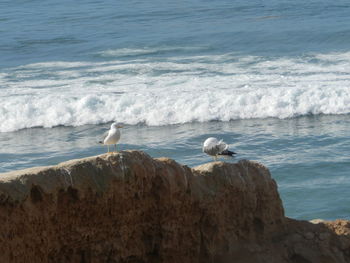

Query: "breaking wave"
left=1, top=51, right=350, bottom=132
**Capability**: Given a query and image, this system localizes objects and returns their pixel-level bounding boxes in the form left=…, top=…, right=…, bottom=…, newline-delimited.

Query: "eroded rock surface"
left=0, top=151, right=349, bottom=263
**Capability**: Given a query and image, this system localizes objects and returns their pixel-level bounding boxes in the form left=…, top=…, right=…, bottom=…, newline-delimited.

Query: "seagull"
left=202, top=137, right=236, bottom=161
left=99, top=122, right=123, bottom=153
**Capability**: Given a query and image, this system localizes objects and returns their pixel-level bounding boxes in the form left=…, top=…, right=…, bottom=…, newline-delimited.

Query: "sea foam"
left=1, top=51, right=350, bottom=132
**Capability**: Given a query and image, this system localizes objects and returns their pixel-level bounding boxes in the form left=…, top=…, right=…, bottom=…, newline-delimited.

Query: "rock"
left=0, top=150, right=349, bottom=263
left=319, top=232, right=331, bottom=241
left=310, top=219, right=326, bottom=224
left=304, top=232, right=315, bottom=240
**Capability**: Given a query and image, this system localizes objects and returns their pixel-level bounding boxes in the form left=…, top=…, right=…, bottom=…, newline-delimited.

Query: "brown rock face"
left=0, top=151, right=349, bottom=263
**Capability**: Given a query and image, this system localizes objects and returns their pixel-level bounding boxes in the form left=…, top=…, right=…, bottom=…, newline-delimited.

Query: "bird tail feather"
left=219, top=150, right=236, bottom=157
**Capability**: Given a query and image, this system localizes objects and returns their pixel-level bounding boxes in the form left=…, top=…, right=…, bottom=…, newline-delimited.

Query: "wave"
left=1, top=51, right=350, bottom=132
left=96, top=46, right=209, bottom=58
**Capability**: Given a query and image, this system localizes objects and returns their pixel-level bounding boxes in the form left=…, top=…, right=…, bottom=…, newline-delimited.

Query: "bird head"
left=111, top=122, right=123, bottom=129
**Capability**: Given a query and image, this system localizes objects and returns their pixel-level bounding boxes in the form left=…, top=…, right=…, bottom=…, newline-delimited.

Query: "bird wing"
left=102, top=131, right=109, bottom=140
left=217, top=139, right=228, bottom=152
left=98, top=131, right=109, bottom=144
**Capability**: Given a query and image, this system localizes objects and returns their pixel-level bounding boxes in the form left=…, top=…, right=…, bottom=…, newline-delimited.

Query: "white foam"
left=97, top=46, right=207, bottom=58
left=1, top=51, right=350, bottom=132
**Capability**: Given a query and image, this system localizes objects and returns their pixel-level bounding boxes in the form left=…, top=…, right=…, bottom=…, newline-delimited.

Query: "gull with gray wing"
left=202, top=137, right=236, bottom=161
left=99, top=122, right=123, bottom=153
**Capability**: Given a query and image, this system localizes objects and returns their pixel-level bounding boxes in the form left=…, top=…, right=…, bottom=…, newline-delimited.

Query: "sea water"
left=1, top=0, right=350, bottom=220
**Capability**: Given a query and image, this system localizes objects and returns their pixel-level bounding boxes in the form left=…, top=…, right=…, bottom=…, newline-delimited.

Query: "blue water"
left=2, top=0, right=350, bottom=68
left=1, top=0, right=350, bottom=220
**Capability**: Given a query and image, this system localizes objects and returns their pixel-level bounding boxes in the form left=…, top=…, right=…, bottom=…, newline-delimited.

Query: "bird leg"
left=114, top=144, right=117, bottom=153
left=215, top=155, right=218, bottom=161
left=107, top=145, right=110, bottom=153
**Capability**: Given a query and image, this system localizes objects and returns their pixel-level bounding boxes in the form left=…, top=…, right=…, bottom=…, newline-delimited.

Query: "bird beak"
left=117, top=125, right=123, bottom=128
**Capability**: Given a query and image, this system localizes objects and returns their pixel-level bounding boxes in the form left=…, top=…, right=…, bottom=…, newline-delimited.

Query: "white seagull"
left=202, top=137, right=236, bottom=161
left=99, top=122, right=123, bottom=153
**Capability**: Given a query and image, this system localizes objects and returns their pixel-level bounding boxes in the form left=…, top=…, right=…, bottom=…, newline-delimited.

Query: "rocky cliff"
left=0, top=151, right=349, bottom=263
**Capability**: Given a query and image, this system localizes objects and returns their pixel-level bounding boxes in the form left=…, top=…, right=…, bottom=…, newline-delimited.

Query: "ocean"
left=1, top=0, right=350, bottom=220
